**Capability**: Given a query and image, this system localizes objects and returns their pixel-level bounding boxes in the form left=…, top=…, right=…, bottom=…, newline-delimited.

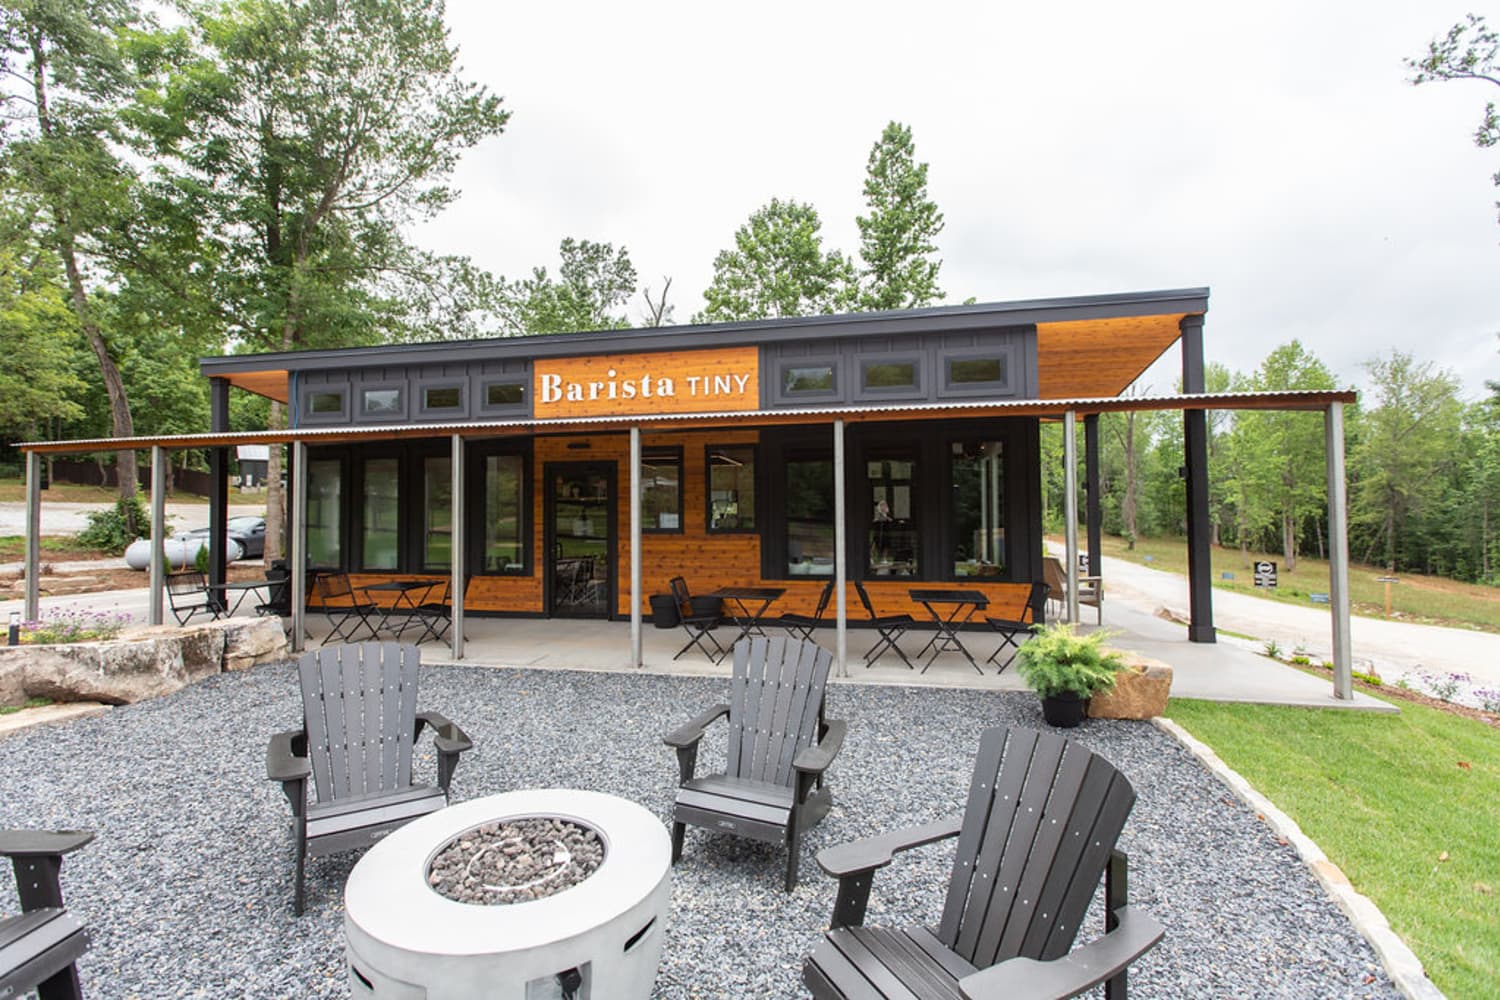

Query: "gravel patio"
left=0, top=660, right=1399, bottom=998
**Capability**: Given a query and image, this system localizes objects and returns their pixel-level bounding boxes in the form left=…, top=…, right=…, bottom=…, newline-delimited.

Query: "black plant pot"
left=1040, top=692, right=1088, bottom=728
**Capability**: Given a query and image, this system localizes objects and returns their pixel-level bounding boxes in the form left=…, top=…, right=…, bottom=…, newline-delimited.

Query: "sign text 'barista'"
left=539, top=368, right=752, bottom=404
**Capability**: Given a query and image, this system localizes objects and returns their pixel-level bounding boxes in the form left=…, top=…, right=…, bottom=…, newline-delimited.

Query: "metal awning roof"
left=15, top=389, right=1356, bottom=454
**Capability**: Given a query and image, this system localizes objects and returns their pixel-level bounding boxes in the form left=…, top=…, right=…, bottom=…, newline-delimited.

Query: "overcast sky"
left=412, top=0, right=1499, bottom=401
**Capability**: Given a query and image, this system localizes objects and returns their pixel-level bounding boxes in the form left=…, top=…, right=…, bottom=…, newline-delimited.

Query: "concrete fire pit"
left=344, top=789, right=671, bottom=999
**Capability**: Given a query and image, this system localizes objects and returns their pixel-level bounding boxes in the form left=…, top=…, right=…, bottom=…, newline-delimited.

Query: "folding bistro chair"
left=407, top=580, right=452, bottom=645
left=315, top=573, right=379, bottom=642
left=166, top=571, right=221, bottom=625
left=985, top=581, right=1050, bottom=672
left=669, top=576, right=726, bottom=662
left=775, top=578, right=835, bottom=643
left=853, top=580, right=914, bottom=669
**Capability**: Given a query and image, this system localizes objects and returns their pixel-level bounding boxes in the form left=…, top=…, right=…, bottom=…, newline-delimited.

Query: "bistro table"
left=207, top=579, right=272, bottom=618
left=711, top=586, right=787, bottom=654
left=361, top=580, right=442, bottom=639
left=907, top=588, right=990, bottom=674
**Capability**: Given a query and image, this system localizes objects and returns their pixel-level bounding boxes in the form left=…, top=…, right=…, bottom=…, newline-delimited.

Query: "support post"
left=630, top=426, right=642, bottom=668
left=1063, top=410, right=1080, bottom=623
left=450, top=433, right=465, bottom=660
left=208, top=378, right=230, bottom=609
left=1084, top=413, right=1102, bottom=576
left=1326, top=402, right=1352, bottom=699
left=23, top=450, right=41, bottom=623
left=833, top=419, right=847, bottom=678
left=1180, top=314, right=1216, bottom=643
left=291, top=440, right=307, bottom=652
left=149, top=447, right=166, bottom=626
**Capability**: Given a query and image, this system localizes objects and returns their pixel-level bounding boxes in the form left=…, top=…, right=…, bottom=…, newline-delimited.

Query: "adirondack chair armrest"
left=956, top=904, right=1164, bottom=1000
left=416, top=711, right=473, bottom=754
left=663, top=703, right=730, bottom=749
left=793, top=718, right=848, bottom=776
left=267, top=728, right=312, bottom=785
left=818, top=814, right=963, bottom=929
left=0, top=829, right=94, bottom=859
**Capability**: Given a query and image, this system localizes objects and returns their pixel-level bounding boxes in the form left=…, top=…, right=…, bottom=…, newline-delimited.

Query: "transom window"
left=363, top=388, right=402, bottom=415
left=309, top=391, right=344, bottom=415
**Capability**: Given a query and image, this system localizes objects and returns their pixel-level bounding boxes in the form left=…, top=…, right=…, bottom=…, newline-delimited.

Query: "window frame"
left=938, top=346, right=1017, bottom=398
left=355, top=381, right=408, bottom=423
left=704, top=443, right=759, bottom=534
left=772, top=356, right=842, bottom=405
left=353, top=449, right=405, bottom=572
left=639, top=446, right=684, bottom=534
left=467, top=441, right=533, bottom=577
left=853, top=353, right=926, bottom=402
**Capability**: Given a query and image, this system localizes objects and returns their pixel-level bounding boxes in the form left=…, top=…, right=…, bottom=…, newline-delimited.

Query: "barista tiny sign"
left=1253, top=561, right=1277, bottom=588
left=534, top=346, right=760, bottom=419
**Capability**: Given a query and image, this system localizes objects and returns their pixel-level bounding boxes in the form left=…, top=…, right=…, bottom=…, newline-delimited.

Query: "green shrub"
left=75, top=495, right=152, bottom=554
left=1353, top=670, right=1383, bottom=687
left=194, top=540, right=210, bottom=573
left=1015, top=622, right=1123, bottom=699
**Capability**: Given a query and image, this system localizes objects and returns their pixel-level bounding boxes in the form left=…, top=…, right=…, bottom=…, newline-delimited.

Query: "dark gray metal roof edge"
left=197, top=287, right=1212, bottom=377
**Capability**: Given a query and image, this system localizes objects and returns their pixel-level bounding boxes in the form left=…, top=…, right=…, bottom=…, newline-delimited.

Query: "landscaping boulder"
left=1089, top=654, right=1173, bottom=720
left=221, top=617, right=289, bottom=672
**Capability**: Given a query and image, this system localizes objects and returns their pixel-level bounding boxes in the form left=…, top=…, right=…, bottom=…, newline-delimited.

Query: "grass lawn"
left=1165, top=697, right=1500, bottom=997
left=1089, top=533, right=1500, bottom=634
left=0, top=535, right=110, bottom=562
left=0, top=478, right=263, bottom=505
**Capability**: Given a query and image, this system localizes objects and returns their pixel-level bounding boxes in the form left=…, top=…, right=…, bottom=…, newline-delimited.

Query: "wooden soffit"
left=1036, top=313, right=1188, bottom=398
left=219, top=369, right=289, bottom=404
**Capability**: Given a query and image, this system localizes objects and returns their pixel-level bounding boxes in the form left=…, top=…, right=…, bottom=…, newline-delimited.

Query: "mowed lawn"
left=1091, top=534, right=1500, bottom=635
left=1165, top=696, right=1500, bottom=998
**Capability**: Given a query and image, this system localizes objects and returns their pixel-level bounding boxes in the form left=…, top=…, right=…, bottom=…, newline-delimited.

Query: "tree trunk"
left=1282, top=511, right=1298, bottom=572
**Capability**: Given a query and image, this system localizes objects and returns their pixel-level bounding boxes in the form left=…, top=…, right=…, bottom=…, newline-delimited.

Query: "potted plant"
left=1015, top=622, right=1124, bottom=727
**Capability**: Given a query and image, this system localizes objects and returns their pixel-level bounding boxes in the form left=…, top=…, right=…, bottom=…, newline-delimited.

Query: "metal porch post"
left=208, top=378, right=230, bottom=609
left=290, top=440, right=307, bottom=652
left=1084, top=413, right=1102, bottom=576
left=450, top=433, right=465, bottom=659
left=1063, top=410, right=1080, bottom=623
left=1326, top=403, right=1353, bottom=699
left=149, top=447, right=166, bottom=626
left=833, top=419, right=847, bottom=678
left=1181, top=314, right=1216, bottom=642
left=630, top=426, right=642, bottom=668
left=24, top=450, right=41, bottom=623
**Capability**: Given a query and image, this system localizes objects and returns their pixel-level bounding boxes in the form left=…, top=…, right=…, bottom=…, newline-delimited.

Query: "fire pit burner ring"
left=428, top=817, right=604, bottom=905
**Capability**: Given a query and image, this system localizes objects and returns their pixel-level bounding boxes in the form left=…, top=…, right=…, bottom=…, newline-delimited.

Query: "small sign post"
left=1253, top=561, right=1277, bottom=589
left=1376, top=576, right=1399, bottom=617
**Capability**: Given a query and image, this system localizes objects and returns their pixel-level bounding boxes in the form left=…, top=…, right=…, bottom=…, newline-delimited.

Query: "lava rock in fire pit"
left=427, top=817, right=604, bottom=905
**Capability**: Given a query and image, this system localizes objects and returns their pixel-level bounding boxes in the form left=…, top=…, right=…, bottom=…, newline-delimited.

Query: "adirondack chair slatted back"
left=299, top=643, right=420, bottom=804
left=938, top=726, right=1136, bottom=968
left=725, top=636, right=832, bottom=787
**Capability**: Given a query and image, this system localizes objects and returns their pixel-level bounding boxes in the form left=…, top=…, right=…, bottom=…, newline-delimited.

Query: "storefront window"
left=307, top=458, right=342, bottom=567
left=641, top=448, right=682, bottom=532
left=951, top=440, right=1005, bottom=578
left=785, top=458, right=834, bottom=576
left=867, top=456, right=917, bottom=576
left=484, top=454, right=525, bottom=573
left=424, top=456, right=451, bottom=570
left=707, top=445, right=756, bottom=531
left=361, top=457, right=399, bottom=569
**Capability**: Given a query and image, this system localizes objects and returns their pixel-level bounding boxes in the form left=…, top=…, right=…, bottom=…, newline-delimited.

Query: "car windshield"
left=227, top=518, right=262, bottom=531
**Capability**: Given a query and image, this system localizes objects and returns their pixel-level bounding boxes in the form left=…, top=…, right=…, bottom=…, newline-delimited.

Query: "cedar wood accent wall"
left=338, top=428, right=1031, bottom=622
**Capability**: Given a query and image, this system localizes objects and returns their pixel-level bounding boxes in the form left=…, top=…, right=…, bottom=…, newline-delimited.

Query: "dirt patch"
left=1, top=561, right=271, bottom=596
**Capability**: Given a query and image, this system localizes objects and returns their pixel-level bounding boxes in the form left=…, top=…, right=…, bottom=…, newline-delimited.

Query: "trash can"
left=649, top=594, right=679, bottom=628
left=688, top=596, right=723, bottom=625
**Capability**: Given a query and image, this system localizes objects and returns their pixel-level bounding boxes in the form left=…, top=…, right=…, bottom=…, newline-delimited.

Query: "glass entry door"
left=545, top=462, right=614, bottom=617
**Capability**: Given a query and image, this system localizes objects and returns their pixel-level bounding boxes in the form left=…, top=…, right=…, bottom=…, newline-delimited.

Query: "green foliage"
left=498, top=238, right=638, bottom=335
left=1015, top=623, right=1123, bottom=699
left=1262, top=638, right=1282, bottom=659
left=856, top=122, right=945, bottom=311
left=21, top=607, right=130, bottom=644
left=696, top=198, right=855, bottom=322
left=0, top=233, right=89, bottom=438
left=75, top=493, right=150, bottom=553
left=1408, top=14, right=1500, bottom=221
left=193, top=538, right=210, bottom=573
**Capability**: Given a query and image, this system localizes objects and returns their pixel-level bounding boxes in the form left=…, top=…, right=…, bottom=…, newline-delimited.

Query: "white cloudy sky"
left=412, top=0, right=1499, bottom=400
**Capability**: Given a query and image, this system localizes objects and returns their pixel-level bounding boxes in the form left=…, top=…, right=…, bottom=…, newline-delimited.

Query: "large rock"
left=221, top=617, right=289, bottom=672
left=1089, top=654, right=1173, bottom=720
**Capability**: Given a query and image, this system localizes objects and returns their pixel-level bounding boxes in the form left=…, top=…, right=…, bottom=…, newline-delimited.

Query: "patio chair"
left=664, top=635, right=844, bottom=891
left=775, top=578, right=835, bottom=642
left=407, top=579, right=452, bottom=645
left=314, top=572, right=379, bottom=642
left=985, top=581, right=1050, bottom=672
left=166, top=570, right=220, bottom=626
left=267, top=642, right=473, bottom=914
left=668, top=576, right=726, bottom=662
left=1043, top=556, right=1103, bottom=625
left=853, top=580, right=915, bottom=669
left=803, top=725, right=1163, bottom=1000
left=0, top=828, right=93, bottom=1000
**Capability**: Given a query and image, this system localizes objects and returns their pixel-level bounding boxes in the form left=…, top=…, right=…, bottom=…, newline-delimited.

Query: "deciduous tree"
left=856, top=121, right=945, bottom=310
left=697, top=198, right=855, bottom=322
left=1408, top=14, right=1500, bottom=221
left=498, top=238, right=637, bottom=335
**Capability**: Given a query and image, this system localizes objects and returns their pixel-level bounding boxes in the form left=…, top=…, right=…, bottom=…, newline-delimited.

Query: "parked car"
left=183, top=515, right=267, bottom=560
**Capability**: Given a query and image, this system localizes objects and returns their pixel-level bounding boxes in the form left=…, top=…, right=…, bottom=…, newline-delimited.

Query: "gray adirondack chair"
left=663, top=635, right=845, bottom=891
left=804, top=726, right=1163, bottom=999
left=0, top=829, right=92, bottom=1000
left=267, top=642, right=473, bottom=915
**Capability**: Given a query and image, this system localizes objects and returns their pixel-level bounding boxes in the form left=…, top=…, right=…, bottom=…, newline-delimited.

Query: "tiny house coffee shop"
left=15, top=288, right=1360, bottom=692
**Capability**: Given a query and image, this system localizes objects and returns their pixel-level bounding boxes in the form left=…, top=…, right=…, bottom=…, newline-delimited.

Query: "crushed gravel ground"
left=0, top=661, right=1400, bottom=998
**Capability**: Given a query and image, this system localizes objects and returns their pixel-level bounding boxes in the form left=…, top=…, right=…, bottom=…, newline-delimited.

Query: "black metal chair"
left=407, top=580, right=452, bottom=645
left=166, top=571, right=220, bottom=625
left=0, top=829, right=92, bottom=1000
left=985, top=581, right=1050, bottom=672
left=664, top=635, right=845, bottom=890
left=853, top=580, right=914, bottom=669
left=804, top=725, right=1163, bottom=999
left=315, top=573, right=379, bottom=642
left=776, top=578, right=835, bottom=642
left=267, top=642, right=473, bottom=914
left=669, top=576, right=725, bottom=662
